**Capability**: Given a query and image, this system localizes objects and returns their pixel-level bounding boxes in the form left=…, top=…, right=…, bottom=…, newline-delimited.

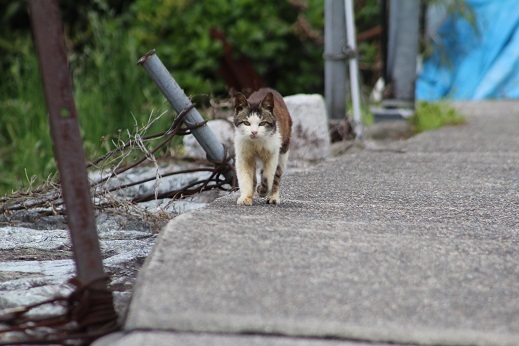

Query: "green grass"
left=410, top=101, right=466, bottom=133
left=0, top=39, right=52, bottom=194
left=0, top=12, right=174, bottom=196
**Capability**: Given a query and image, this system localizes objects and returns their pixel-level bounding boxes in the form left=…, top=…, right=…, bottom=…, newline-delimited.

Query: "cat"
left=233, top=88, right=293, bottom=206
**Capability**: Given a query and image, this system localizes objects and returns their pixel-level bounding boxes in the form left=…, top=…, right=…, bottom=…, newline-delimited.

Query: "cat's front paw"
left=267, top=194, right=280, bottom=205
left=237, top=195, right=253, bottom=206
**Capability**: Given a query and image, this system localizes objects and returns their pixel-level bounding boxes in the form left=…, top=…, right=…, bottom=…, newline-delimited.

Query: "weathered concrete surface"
left=98, top=331, right=396, bottom=346
left=97, top=101, right=518, bottom=346
left=0, top=226, right=156, bottom=319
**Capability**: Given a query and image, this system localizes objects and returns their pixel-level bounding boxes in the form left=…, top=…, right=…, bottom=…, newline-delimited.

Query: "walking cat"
left=233, top=88, right=293, bottom=206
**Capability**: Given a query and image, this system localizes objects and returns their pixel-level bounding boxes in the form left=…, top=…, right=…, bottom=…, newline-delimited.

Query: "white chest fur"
left=235, top=131, right=282, bottom=161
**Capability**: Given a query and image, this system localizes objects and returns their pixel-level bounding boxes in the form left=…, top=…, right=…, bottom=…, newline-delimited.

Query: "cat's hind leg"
left=257, top=169, right=268, bottom=197
left=258, top=150, right=279, bottom=201
left=253, top=168, right=258, bottom=196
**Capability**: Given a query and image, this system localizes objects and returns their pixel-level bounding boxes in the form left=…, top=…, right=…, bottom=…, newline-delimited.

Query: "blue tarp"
left=416, top=0, right=519, bottom=100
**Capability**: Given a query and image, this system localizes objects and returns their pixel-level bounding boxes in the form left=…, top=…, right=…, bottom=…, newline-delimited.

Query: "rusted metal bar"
left=28, top=0, right=108, bottom=290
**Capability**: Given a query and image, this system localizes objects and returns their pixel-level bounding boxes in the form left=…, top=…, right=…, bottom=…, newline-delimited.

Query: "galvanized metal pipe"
left=28, top=0, right=107, bottom=289
left=388, top=0, right=421, bottom=102
left=138, top=51, right=226, bottom=164
left=344, top=0, right=363, bottom=139
left=324, top=0, right=348, bottom=120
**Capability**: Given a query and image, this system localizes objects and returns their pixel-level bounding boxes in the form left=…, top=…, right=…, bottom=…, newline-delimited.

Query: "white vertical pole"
left=344, top=0, right=363, bottom=139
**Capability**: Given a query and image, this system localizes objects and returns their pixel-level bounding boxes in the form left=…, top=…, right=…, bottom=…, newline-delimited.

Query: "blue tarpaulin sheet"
left=416, top=0, right=519, bottom=100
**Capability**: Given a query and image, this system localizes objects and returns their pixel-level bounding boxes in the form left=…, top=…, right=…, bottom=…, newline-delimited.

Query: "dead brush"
left=1, top=104, right=236, bottom=229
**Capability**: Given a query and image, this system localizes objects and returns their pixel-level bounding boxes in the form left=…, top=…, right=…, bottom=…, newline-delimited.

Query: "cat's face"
left=234, top=93, right=276, bottom=140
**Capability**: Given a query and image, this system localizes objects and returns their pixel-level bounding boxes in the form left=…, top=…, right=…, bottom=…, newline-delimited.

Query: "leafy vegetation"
left=410, top=101, right=465, bottom=133
left=129, top=0, right=326, bottom=96
left=0, top=3, right=172, bottom=194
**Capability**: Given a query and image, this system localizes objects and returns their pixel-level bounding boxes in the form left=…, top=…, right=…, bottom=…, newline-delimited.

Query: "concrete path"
left=95, top=102, right=519, bottom=346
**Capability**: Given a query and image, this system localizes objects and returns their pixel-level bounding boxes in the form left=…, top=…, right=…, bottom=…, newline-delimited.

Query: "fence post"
left=324, top=0, right=348, bottom=120
left=373, top=0, right=421, bottom=120
left=387, top=0, right=421, bottom=104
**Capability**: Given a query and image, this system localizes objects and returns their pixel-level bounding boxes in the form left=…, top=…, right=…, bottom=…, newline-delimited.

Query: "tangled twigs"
left=130, top=145, right=235, bottom=203
left=0, top=276, right=118, bottom=345
left=209, top=144, right=237, bottom=187
left=89, top=103, right=197, bottom=186
left=1, top=102, right=235, bottom=222
left=0, top=181, right=62, bottom=214
left=85, top=104, right=195, bottom=170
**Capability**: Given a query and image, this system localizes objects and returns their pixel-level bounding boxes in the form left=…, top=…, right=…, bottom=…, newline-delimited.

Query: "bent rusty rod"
left=28, top=0, right=108, bottom=290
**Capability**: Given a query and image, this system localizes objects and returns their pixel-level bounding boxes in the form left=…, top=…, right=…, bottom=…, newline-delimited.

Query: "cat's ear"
left=235, top=93, right=249, bottom=113
left=261, top=92, right=274, bottom=113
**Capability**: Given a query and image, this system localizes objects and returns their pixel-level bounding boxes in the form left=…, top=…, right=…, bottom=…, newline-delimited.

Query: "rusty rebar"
left=28, top=0, right=117, bottom=339
left=0, top=277, right=118, bottom=345
left=29, top=0, right=108, bottom=290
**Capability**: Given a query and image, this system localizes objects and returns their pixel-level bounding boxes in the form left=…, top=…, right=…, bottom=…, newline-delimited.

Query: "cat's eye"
left=242, top=121, right=250, bottom=126
left=259, top=121, right=268, bottom=126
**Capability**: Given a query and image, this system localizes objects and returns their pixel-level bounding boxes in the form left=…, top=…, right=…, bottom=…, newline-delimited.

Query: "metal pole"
left=28, top=0, right=107, bottom=289
left=344, top=0, right=363, bottom=139
left=381, top=0, right=389, bottom=85
left=324, top=0, right=348, bottom=120
left=137, top=50, right=226, bottom=164
left=389, top=0, right=421, bottom=103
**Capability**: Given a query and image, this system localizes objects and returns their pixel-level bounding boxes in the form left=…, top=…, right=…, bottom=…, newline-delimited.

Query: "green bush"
left=129, top=0, right=325, bottom=96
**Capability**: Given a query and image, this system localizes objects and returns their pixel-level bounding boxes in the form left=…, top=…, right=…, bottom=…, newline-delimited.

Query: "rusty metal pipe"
left=28, top=0, right=107, bottom=289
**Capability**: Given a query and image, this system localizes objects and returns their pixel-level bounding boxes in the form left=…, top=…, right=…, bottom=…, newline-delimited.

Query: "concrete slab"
left=117, top=102, right=519, bottom=346
left=95, top=331, right=397, bottom=346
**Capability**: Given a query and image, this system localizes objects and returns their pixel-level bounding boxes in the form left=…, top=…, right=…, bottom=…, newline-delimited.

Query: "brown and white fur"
left=233, top=88, right=292, bottom=206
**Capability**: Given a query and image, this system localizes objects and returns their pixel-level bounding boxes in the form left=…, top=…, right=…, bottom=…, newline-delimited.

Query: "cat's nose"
left=251, top=131, right=258, bottom=136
